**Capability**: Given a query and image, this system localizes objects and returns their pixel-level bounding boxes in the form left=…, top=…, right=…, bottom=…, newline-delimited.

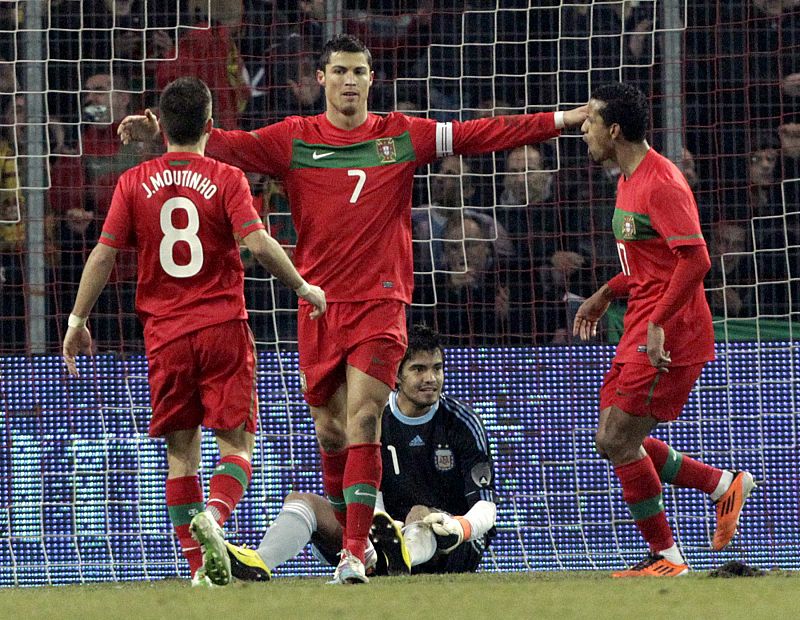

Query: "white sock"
left=402, top=521, right=437, bottom=567
left=256, top=499, right=317, bottom=571
left=364, top=539, right=376, bottom=568
left=658, top=543, right=685, bottom=565
left=710, top=470, right=734, bottom=502
left=206, top=505, right=222, bottom=523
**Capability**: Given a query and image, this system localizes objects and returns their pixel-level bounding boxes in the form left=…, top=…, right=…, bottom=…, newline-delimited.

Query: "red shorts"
left=599, top=361, right=706, bottom=422
left=297, top=300, right=407, bottom=407
left=147, top=319, right=258, bottom=437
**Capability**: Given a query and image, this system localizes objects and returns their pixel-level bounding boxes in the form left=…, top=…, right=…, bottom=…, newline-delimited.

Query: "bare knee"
left=312, top=408, right=347, bottom=452
left=596, top=428, right=639, bottom=464
left=405, top=505, right=434, bottom=524
left=594, top=429, right=609, bottom=460
left=348, top=407, right=380, bottom=443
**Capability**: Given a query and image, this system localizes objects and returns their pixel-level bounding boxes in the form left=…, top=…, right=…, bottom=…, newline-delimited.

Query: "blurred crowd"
left=0, top=0, right=798, bottom=352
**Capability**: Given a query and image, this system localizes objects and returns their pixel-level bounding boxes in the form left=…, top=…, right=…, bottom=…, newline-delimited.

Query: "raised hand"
left=117, top=108, right=160, bottom=145
left=562, top=104, right=589, bottom=128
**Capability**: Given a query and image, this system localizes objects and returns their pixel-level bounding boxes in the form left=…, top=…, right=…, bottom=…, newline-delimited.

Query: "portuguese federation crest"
left=622, top=215, right=636, bottom=240
left=376, top=138, right=397, bottom=163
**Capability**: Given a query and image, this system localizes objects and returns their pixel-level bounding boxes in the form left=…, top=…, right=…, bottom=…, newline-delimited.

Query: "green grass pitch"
left=1, top=571, right=798, bottom=620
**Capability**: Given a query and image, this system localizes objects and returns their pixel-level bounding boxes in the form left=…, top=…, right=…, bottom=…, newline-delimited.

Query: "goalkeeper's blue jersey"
left=379, top=391, right=496, bottom=530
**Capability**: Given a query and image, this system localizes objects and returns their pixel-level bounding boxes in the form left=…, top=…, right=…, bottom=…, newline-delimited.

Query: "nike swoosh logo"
left=312, top=151, right=335, bottom=160
left=353, top=489, right=376, bottom=498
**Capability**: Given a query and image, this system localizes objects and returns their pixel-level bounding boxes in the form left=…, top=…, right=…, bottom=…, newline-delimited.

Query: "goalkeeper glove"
left=423, top=513, right=472, bottom=554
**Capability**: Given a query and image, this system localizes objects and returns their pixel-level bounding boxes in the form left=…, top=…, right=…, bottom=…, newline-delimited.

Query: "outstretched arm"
left=242, top=229, right=326, bottom=319
left=118, top=109, right=281, bottom=174
left=415, top=105, right=589, bottom=164
left=63, top=243, right=119, bottom=376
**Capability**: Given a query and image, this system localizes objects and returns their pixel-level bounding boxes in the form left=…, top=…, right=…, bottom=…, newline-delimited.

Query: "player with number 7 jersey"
left=118, top=34, right=588, bottom=584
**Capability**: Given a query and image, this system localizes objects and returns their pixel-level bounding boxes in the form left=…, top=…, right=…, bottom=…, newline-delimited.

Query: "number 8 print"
left=159, top=197, right=204, bottom=278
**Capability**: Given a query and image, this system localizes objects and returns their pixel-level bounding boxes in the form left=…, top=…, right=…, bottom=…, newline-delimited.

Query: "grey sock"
left=257, top=499, right=317, bottom=571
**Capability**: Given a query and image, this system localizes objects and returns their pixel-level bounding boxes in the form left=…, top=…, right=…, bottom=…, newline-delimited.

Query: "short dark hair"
left=159, top=77, right=211, bottom=145
left=317, top=34, right=372, bottom=71
left=591, top=82, right=649, bottom=143
left=398, top=324, right=444, bottom=375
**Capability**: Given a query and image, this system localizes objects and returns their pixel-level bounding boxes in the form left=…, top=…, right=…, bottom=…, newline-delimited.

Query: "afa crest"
left=622, top=215, right=636, bottom=240
left=376, top=138, right=397, bottom=163
left=434, top=446, right=455, bottom=471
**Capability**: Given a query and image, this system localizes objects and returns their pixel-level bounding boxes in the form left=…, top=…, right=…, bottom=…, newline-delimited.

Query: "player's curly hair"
left=318, top=34, right=372, bottom=71
left=160, top=77, right=211, bottom=145
left=398, top=324, right=444, bottom=375
left=591, top=82, right=649, bottom=143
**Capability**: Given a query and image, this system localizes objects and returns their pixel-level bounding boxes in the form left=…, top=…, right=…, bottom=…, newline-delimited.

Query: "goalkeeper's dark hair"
left=159, top=77, right=212, bottom=145
left=318, top=34, right=372, bottom=71
left=398, top=324, right=444, bottom=375
left=591, top=82, right=649, bottom=143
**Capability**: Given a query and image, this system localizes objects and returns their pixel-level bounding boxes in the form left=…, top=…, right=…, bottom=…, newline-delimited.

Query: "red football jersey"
left=206, top=111, right=560, bottom=303
left=611, top=149, right=714, bottom=365
left=99, top=152, right=265, bottom=352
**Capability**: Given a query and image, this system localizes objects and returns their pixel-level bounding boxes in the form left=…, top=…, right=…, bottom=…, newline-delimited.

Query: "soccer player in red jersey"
left=62, top=77, right=326, bottom=587
left=574, top=83, right=755, bottom=577
left=119, top=34, right=588, bottom=584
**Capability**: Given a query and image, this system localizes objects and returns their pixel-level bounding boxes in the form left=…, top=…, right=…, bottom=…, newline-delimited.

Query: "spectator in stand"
left=497, top=144, right=591, bottom=342
left=747, top=0, right=800, bottom=125
left=240, top=0, right=326, bottom=128
left=156, top=0, right=250, bottom=131
left=470, top=98, right=516, bottom=120
left=745, top=131, right=800, bottom=318
left=49, top=68, right=157, bottom=348
left=412, top=155, right=511, bottom=274
left=705, top=221, right=755, bottom=318
left=779, top=121, right=800, bottom=206
left=414, top=214, right=523, bottom=346
left=270, top=52, right=325, bottom=120
left=346, top=0, right=433, bottom=81
left=559, top=3, right=657, bottom=108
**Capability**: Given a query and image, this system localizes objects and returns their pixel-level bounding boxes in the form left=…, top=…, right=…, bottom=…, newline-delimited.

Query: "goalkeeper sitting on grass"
left=227, top=325, right=497, bottom=580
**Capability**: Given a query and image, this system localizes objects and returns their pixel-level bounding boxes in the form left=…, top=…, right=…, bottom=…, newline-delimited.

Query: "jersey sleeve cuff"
left=665, top=234, right=706, bottom=249
left=97, top=231, right=124, bottom=249
left=238, top=219, right=267, bottom=238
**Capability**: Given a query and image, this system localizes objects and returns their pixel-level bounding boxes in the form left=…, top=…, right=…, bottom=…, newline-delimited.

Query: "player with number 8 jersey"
left=102, top=148, right=261, bottom=352
left=64, top=77, right=325, bottom=587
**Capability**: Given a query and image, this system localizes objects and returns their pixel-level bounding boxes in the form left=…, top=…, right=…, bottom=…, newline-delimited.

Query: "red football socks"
left=166, top=475, right=204, bottom=576
left=615, top=455, right=675, bottom=553
left=342, top=443, right=382, bottom=563
left=207, top=455, right=252, bottom=525
left=321, top=448, right=349, bottom=536
left=644, top=437, right=722, bottom=495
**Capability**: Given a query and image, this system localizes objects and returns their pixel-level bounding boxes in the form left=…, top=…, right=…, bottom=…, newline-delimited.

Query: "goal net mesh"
left=0, top=1, right=797, bottom=585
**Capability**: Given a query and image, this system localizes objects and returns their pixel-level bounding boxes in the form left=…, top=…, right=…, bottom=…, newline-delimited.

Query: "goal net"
left=0, top=1, right=798, bottom=585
